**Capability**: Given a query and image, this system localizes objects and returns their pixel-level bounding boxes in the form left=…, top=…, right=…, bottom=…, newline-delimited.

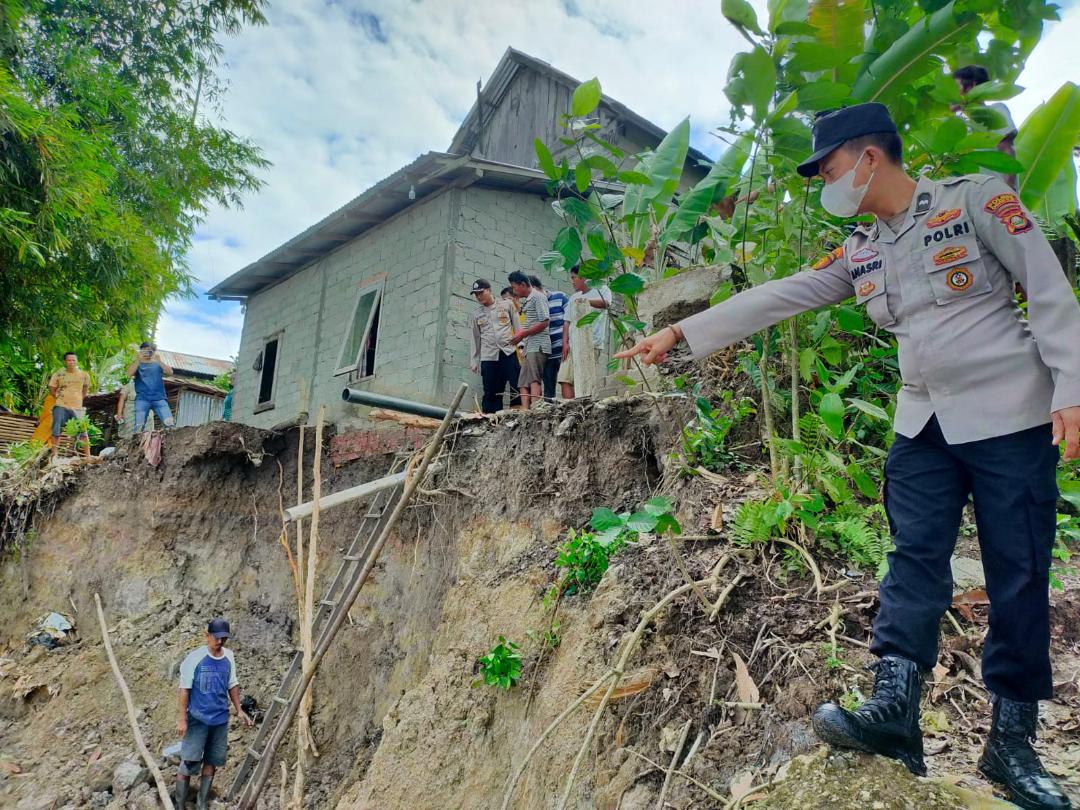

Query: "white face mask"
left=820, top=151, right=874, bottom=218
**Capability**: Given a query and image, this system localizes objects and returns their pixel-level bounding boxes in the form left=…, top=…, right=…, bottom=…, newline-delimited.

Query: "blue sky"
left=158, top=0, right=1080, bottom=359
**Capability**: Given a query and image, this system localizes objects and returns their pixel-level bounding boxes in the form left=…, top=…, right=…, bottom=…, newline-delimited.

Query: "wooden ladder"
left=227, top=483, right=401, bottom=799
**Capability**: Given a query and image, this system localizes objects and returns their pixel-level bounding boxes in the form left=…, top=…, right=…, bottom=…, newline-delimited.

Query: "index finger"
left=613, top=342, right=648, bottom=360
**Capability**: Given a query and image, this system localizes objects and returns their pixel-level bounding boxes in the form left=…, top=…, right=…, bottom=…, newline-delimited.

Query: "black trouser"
left=871, top=416, right=1058, bottom=702
left=543, top=355, right=562, bottom=401
left=479, top=353, right=520, bottom=414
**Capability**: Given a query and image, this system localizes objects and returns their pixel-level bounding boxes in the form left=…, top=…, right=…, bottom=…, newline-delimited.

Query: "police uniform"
left=680, top=164, right=1080, bottom=700
left=672, top=104, right=1080, bottom=807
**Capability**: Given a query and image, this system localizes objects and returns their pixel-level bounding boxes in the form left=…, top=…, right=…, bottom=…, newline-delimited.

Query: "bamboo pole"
left=238, top=383, right=468, bottom=809
left=94, top=593, right=174, bottom=809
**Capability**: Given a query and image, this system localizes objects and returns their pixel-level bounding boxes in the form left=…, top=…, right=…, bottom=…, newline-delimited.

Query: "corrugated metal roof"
left=208, top=154, right=558, bottom=300
left=156, top=351, right=234, bottom=380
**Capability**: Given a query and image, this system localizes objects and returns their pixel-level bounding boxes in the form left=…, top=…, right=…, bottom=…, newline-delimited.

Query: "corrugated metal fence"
left=175, top=390, right=225, bottom=428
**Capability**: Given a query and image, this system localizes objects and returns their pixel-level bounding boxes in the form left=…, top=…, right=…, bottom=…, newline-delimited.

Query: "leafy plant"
left=62, top=415, right=102, bottom=451
left=555, top=526, right=632, bottom=596
left=681, top=392, right=756, bottom=472
left=475, top=636, right=522, bottom=690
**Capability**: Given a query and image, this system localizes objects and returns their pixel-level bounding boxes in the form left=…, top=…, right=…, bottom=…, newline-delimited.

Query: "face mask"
left=820, top=151, right=874, bottom=218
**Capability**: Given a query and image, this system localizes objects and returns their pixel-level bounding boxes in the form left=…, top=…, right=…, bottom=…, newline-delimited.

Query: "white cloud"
left=157, top=0, right=1080, bottom=358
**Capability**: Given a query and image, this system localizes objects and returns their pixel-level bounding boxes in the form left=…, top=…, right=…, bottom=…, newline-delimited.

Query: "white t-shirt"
left=568, top=285, right=612, bottom=350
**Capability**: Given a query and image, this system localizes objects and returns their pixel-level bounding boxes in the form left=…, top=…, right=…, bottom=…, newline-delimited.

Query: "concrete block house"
left=210, top=49, right=708, bottom=459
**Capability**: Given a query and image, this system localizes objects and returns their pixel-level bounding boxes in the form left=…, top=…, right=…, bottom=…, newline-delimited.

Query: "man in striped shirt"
left=530, top=275, right=569, bottom=402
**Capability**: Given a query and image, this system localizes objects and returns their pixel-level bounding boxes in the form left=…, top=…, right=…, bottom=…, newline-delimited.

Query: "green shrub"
left=475, top=636, right=522, bottom=690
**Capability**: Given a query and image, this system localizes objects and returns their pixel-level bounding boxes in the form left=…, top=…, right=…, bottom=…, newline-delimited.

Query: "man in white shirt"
left=557, top=266, right=611, bottom=400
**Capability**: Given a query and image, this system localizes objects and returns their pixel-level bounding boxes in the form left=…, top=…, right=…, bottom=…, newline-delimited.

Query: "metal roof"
left=208, top=153, right=557, bottom=299
left=156, top=350, right=234, bottom=380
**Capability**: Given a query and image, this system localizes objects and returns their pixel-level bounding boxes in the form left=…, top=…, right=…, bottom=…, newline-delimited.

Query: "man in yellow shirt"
left=47, top=351, right=91, bottom=456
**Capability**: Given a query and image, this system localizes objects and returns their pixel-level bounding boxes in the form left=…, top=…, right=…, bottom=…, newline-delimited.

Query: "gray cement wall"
left=232, top=191, right=453, bottom=429
left=231, top=185, right=573, bottom=430
left=438, top=186, right=570, bottom=403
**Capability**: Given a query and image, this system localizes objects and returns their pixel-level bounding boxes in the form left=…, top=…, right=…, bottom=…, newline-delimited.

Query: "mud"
left=0, top=397, right=1078, bottom=809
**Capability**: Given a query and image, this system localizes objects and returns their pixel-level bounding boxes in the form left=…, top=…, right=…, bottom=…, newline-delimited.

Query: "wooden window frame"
left=253, top=330, right=284, bottom=414
left=334, top=277, right=385, bottom=379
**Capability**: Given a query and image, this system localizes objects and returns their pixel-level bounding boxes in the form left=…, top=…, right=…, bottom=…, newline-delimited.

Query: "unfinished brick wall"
left=328, top=426, right=428, bottom=466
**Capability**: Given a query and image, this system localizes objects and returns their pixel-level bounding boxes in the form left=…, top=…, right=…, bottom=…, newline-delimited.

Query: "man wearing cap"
left=618, top=102, right=1080, bottom=809
left=175, top=618, right=253, bottom=808
left=468, top=278, right=520, bottom=413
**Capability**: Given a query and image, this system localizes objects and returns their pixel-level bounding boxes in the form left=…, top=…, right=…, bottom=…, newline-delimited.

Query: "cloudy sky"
left=159, top=0, right=1080, bottom=359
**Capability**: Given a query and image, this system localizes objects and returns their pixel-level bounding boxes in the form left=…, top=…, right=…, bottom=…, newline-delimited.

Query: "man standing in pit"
left=175, top=618, right=253, bottom=808
left=617, top=103, right=1080, bottom=809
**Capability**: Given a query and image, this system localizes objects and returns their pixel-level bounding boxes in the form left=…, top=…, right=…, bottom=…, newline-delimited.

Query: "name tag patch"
left=923, top=220, right=971, bottom=247
left=933, top=245, right=968, bottom=266
left=947, top=269, right=973, bottom=291
left=926, top=208, right=961, bottom=227
left=812, top=246, right=844, bottom=270
left=984, top=193, right=1033, bottom=235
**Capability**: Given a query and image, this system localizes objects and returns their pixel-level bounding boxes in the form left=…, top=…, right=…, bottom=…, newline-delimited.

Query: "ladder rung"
left=272, top=695, right=288, bottom=705
left=343, top=554, right=362, bottom=562
left=320, top=599, right=337, bottom=607
left=247, top=747, right=263, bottom=760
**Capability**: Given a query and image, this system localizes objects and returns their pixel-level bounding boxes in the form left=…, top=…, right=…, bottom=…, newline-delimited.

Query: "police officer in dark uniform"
left=617, top=103, right=1080, bottom=809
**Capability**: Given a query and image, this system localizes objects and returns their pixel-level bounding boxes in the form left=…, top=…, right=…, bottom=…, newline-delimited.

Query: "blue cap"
left=797, top=103, right=899, bottom=178
left=207, top=617, right=230, bottom=639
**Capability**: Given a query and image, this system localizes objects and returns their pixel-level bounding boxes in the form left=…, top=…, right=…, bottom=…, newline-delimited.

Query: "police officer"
left=617, top=103, right=1080, bottom=810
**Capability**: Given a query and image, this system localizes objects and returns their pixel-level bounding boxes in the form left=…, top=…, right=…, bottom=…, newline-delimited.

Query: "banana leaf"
left=850, top=1, right=979, bottom=103
left=661, top=133, right=753, bottom=243
left=621, top=117, right=690, bottom=249
left=1035, top=160, right=1078, bottom=234
left=1014, top=82, right=1080, bottom=210
left=808, top=0, right=864, bottom=84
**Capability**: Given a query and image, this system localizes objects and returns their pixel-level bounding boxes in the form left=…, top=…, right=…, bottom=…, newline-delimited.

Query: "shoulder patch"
left=812, top=246, right=844, bottom=271
left=926, top=208, right=961, bottom=228
left=984, top=193, right=1033, bottom=235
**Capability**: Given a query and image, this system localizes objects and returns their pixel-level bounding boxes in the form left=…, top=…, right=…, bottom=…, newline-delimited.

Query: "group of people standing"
left=468, top=267, right=612, bottom=414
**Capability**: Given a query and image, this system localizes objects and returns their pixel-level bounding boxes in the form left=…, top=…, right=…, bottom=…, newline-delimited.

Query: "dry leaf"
left=732, top=652, right=759, bottom=704
left=729, top=770, right=756, bottom=801
left=710, top=503, right=724, bottom=531
left=0, top=760, right=22, bottom=775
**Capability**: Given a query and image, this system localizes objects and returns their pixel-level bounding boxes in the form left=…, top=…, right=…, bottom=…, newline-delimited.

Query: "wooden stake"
left=238, top=383, right=469, bottom=809
left=94, top=593, right=174, bottom=809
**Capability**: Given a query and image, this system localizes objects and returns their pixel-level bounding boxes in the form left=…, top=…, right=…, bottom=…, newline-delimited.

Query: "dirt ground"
left=0, top=399, right=1078, bottom=809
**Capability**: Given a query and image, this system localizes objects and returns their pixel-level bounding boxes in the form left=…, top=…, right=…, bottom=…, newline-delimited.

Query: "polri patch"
left=984, top=193, right=1033, bottom=235
left=924, top=219, right=971, bottom=247
left=812, top=246, right=844, bottom=271
left=926, top=208, right=961, bottom=228
left=915, top=192, right=932, bottom=213
left=947, top=269, right=973, bottom=291
left=933, top=245, right=968, bottom=266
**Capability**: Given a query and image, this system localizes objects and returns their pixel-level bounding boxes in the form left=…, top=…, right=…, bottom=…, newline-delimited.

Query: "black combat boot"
left=811, top=654, right=926, bottom=775
left=174, top=775, right=190, bottom=807
left=196, top=773, right=214, bottom=810
left=978, top=695, right=1072, bottom=810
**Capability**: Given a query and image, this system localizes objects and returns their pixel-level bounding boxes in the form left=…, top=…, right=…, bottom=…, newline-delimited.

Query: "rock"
left=15, top=793, right=57, bottom=810
left=111, top=758, right=147, bottom=795
left=89, top=792, right=110, bottom=809
left=85, top=756, right=115, bottom=794
left=950, top=556, right=985, bottom=590
left=637, top=264, right=729, bottom=331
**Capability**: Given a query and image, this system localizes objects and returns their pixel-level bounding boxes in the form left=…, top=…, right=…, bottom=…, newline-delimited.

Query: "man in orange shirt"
left=47, top=351, right=91, bottom=456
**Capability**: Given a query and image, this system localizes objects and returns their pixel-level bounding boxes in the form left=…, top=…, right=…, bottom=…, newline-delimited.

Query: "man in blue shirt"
left=175, top=618, right=252, bottom=808
left=126, top=342, right=176, bottom=432
left=530, top=275, right=568, bottom=402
